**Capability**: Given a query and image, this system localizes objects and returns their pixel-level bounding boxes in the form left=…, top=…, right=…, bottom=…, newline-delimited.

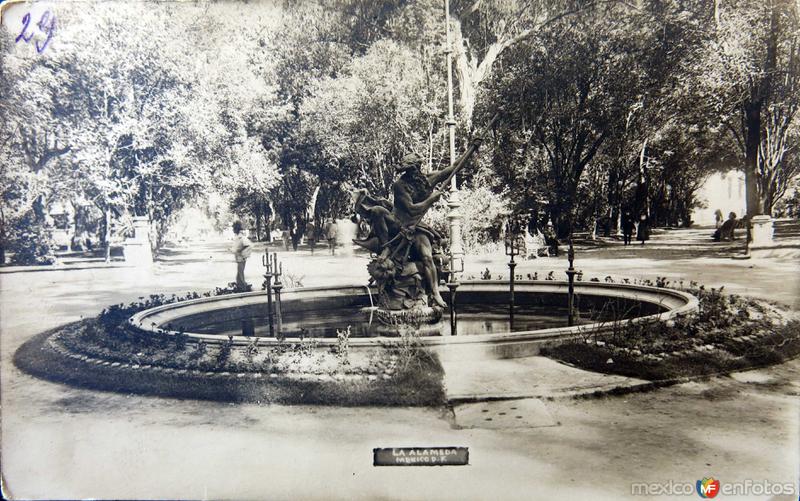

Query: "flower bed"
left=542, top=284, right=800, bottom=380
left=15, top=287, right=445, bottom=406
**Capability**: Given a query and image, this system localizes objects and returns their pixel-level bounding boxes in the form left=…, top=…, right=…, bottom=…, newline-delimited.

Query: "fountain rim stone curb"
left=43, top=326, right=388, bottom=382
left=13, top=324, right=448, bottom=406
left=19, top=318, right=797, bottom=405
left=127, top=280, right=699, bottom=348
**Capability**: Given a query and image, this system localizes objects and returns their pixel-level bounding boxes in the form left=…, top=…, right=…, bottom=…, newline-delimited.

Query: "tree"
left=479, top=4, right=644, bottom=238
left=702, top=0, right=800, bottom=216
left=0, top=22, right=71, bottom=263
left=299, top=40, right=448, bottom=197
left=644, top=121, right=733, bottom=227
left=184, top=3, right=284, bottom=240
left=225, top=138, right=282, bottom=240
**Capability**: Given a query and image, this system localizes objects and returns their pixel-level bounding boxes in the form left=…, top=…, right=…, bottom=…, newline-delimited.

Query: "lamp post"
left=262, top=250, right=276, bottom=337
left=270, top=253, right=284, bottom=339
left=505, top=218, right=522, bottom=324
left=445, top=252, right=463, bottom=336
left=444, top=0, right=464, bottom=289
left=565, top=238, right=578, bottom=326
left=616, top=179, right=624, bottom=238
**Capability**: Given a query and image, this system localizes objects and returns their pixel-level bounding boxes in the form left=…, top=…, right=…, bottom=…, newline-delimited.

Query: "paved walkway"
left=442, top=356, right=650, bottom=402
left=1, top=226, right=798, bottom=500
left=437, top=344, right=649, bottom=402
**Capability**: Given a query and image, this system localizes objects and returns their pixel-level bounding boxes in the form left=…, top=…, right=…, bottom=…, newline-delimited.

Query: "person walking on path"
left=306, top=221, right=317, bottom=255
left=230, top=221, right=252, bottom=290
left=621, top=210, right=635, bottom=246
left=324, top=218, right=338, bottom=255
left=281, top=227, right=291, bottom=251
left=636, top=213, right=650, bottom=245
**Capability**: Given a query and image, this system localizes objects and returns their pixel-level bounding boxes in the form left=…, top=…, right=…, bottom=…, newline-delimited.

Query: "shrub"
left=9, top=212, right=56, bottom=265
left=381, top=327, right=438, bottom=374
left=335, top=325, right=351, bottom=366
left=215, top=336, right=234, bottom=368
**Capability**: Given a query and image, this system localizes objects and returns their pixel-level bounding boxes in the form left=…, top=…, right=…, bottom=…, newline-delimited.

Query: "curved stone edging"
left=12, top=323, right=655, bottom=405
left=127, top=281, right=698, bottom=353
left=14, top=323, right=444, bottom=405
left=45, top=329, right=383, bottom=383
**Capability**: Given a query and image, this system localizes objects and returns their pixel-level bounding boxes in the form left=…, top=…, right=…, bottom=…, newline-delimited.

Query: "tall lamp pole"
left=566, top=238, right=578, bottom=326
left=445, top=0, right=456, bottom=190
left=262, top=250, right=275, bottom=337
left=271, top=253, right=284, bottom=339
left=444, top=0, right=463, bottom=278
left=443, top=0, right=464, bottom=336
left=504, top=219, right=521, bottom=326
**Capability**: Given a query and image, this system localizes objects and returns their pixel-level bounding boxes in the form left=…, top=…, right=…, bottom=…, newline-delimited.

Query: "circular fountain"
left=128, top=280, right=698, bottom=356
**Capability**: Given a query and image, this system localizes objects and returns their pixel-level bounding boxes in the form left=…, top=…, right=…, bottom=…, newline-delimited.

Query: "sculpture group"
left=351, top=132, right=486, bottom=329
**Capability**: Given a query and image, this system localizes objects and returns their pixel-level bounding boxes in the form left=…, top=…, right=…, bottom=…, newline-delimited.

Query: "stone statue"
left=352, top=128, right=488, bottom=331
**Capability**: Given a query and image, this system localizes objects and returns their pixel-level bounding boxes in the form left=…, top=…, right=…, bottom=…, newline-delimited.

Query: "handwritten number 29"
left=15, top=10, right=56, bottom=53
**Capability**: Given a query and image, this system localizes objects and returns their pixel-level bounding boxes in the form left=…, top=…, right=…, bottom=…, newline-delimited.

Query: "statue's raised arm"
left=426, top=114, right=499, bottom=188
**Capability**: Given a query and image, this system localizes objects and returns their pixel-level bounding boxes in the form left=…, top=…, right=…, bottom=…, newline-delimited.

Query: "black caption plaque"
left=373, top=447, right=469, bottom=466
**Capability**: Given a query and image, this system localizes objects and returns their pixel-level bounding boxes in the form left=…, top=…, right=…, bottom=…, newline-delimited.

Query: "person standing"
left=621, top=210, right=635, bottom=246
left=542, top=218, right=558, bottom=256
left=636, top=213, right=650, bottom=245
left=230, top=221, right=252, bottom=289
left=281, top=227, right=291, bottom=251
left=325, top=218, right=338, bottom=255
left=714, top=209, right=723, bottom=229
left=306, top=221, right=317, bottom=255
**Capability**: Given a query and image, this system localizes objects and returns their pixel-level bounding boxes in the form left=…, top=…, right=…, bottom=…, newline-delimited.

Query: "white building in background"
left=692, top=170, right=747, bottom=226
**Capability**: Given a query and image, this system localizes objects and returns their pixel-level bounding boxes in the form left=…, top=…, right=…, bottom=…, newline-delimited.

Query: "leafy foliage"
left=7, top=211, right=56, bottom=264
left=2, top=0, right=798, bottom=259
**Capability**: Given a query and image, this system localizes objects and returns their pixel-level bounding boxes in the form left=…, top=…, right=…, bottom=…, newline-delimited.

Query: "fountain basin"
left=128, top=281, right=698, bottom=357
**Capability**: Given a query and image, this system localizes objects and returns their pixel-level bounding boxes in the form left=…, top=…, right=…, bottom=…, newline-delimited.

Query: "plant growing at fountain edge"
left=335, top=325, right=351, bottom=367
left=215, top=336, right=235, bottom=369
left=283, top=272, right=305, bottom=288
left=380, top=327, right=436, bottom=373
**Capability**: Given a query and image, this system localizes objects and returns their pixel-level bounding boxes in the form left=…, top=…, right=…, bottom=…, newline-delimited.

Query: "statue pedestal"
left=750, top=215, right=774, bottom=247
left=373, top=306, right=444, bottom=336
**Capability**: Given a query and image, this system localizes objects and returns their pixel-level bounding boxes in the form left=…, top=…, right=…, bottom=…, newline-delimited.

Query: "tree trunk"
left=763, top=191, right=775, bottom=217
left=148, top=209, right=158, bottom=254
left=255, top=208, right=262, bottom=242
left=70, top=201, right=80, bottom=251
left=550, top=207, right=573, bottom=241
left=33, top=195, right=47, bottom=222
left=743, top=1, right=778, bottom=218
left=744, top=103, right=764, bottom=217
left=104, top=208, right=112, bottom=263
left=636, top=139, right=650, bottom=217
left=606, top=167, right=621, bottom=236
